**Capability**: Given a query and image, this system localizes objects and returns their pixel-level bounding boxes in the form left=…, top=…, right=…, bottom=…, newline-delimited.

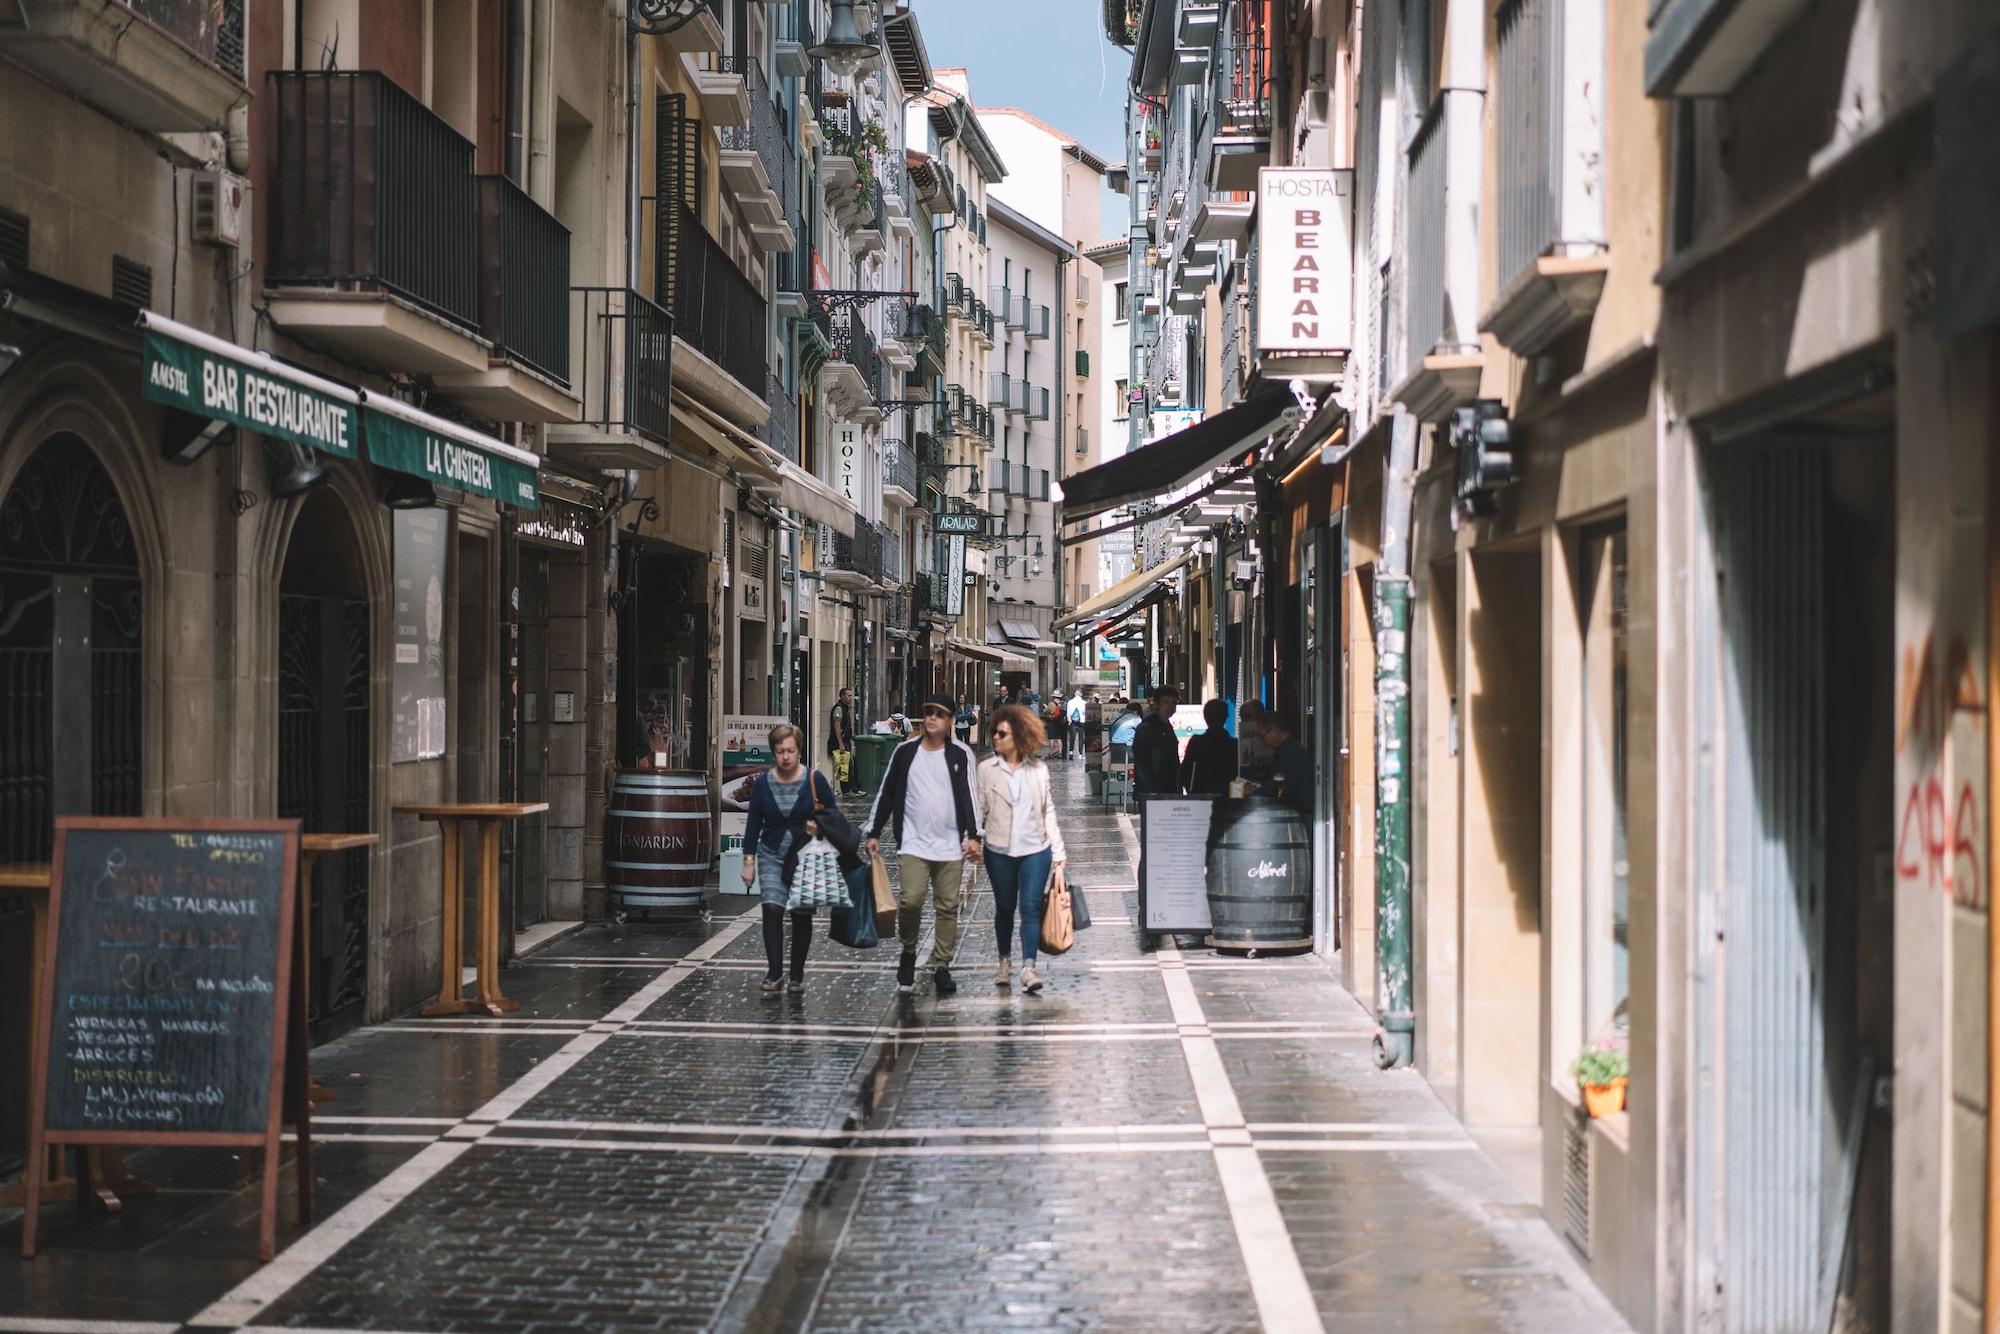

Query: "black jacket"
left=865, top=736, right=981, bottom=848
left=1179, top=728, right=1237, bottom=795
left=1133, top=714, right=1182, bottom=795
left=828, top=700, right=853, bottom=754
left=780, top=783, right=866, bottom=887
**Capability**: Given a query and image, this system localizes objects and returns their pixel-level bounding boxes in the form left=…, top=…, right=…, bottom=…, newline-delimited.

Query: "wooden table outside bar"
left=393, top=803, right=548, bottom=1018
left=299, top=833, right=379, bottom=1101
left=0, top=863, right=151, bottom=1212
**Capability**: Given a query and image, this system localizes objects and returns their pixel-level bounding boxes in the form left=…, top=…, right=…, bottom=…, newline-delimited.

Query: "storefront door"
left=516, top=548, right=552, bottom=926
left=1302, top=523, right=1343, bottom=956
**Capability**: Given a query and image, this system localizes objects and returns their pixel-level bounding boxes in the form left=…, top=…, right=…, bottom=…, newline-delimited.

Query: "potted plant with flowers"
left=1570, top=1040, right=1629, bottom=1118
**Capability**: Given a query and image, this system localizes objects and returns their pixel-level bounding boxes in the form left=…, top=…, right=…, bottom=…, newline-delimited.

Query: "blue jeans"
left=986, top=847, right=1053, bottom=965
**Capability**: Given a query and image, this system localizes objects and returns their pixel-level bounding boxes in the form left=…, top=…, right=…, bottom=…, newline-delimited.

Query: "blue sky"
left=914, top=1, right=1129, bottom=240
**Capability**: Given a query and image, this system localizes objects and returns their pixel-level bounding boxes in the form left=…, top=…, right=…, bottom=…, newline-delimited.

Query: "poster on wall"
left=392, top=507, right=448, bottom=762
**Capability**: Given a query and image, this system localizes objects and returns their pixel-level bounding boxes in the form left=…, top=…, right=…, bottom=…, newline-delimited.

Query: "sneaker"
left=994, top=957, right=1012, bottom=986
left=933, top=967, right=958, bottom=998
left=896, top=952, right=917, bottom=993
left=1020, top=964, right=1043, bottom=994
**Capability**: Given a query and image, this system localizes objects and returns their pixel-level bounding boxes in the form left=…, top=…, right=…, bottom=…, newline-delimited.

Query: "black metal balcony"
left=884, top=439, right=918, bottom=497
left=759, top=371, right=800, bottom=462
left=572, top=287, right=673, bottom=444
left=269, top=71, right=480, bottom=330
left=831, top=520, right=887, bottom=582
left=719, top=57, right=793, bottom=221
left=667, top=204, right=768, bottom=393
left=478, top=175, right=570, bottom=385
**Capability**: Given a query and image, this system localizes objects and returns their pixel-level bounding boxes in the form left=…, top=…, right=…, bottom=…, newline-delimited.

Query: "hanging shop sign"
left=835, top=424, right=862, bottom=504
left=935, top=511, right=990, bottom=536
left=945, top=535, right=966, bottom=616
left=516, top=497, right=591, bottom=549
left=139, top=312, right=358, bottom=458
left=392, top=508, right=450, bottom=763
left=1254, top=167, right=1354, bottom=357
left=363, top=402, right=540, bottom=510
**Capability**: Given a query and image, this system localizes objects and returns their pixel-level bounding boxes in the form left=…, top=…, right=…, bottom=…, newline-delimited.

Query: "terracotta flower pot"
left=1581, top=1077, right=1628, bottom=1118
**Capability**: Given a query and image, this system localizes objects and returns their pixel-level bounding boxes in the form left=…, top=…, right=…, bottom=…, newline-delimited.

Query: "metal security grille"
left=1710, top=443, right=1828, bottom=1332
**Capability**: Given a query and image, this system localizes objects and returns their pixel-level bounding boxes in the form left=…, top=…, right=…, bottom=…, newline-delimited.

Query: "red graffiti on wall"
left=1895, top=774, right=1983, bottom=909
left=1893, top=632, right=1986, bottom=909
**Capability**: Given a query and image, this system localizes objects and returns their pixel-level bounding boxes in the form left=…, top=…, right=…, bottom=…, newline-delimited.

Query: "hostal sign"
left=1255, top=167, right=1354, bottom=358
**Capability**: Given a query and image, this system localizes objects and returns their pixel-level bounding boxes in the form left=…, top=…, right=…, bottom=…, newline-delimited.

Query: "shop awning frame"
left=1068, top=586, right=1171, bottom=646
left=947, top=637, right=1005, bottom=664
left=1052, top=547, right=1195, bottom=632
left=360, top=391, right=541, bottom=510
left=1058, top=386, right=1302, bottom=524
left=776, top=460, right=859, bottom=531
left=138, top=310, right=361, bottom=459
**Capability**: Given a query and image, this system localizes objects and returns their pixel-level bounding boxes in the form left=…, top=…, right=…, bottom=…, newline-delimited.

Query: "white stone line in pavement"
left=188, top=910, right=764, bottom=1330
left=474, top=1136, right=1217, bottom=1160
left=498, top=1118, right=1211, bottom=1140
left=1253, top=1140, right=1479, bottom=1152
left=0, top=1321, right=183, bottom=1334
left=312, top=1116, right=461, bottom=1127
left=188, top=1141, right=472, bottom=1329
left=1155, top=936, right=1327, bottom=1334
left=282, top=1133, right=440, bottom=1145
left=370, top=1023, right=596, bottom=1036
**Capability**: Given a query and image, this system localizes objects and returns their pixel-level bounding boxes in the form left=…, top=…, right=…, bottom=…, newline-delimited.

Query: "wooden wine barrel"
left=1204, top=798, right=1313, bottom=953
left=607, top=769, right=712, bottom=909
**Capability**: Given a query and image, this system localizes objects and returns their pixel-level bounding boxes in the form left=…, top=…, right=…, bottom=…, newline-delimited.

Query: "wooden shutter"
left=654, top=92, right=702, bottom=309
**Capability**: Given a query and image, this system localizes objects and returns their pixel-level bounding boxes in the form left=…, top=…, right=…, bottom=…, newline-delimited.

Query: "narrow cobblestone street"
left=3, top=767, right=1628, bottom=1332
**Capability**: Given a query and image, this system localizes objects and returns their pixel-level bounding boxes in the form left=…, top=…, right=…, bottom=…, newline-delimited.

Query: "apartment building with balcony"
left=1094, top=2, right=2000, bottom=1330
left=1083, top=239, right=1137, bottom=630
left=908, top=67, right=1006, bottom=704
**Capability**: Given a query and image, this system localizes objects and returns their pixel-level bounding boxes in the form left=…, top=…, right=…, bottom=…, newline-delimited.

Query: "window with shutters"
left=654, top=91, right=702, bottom=310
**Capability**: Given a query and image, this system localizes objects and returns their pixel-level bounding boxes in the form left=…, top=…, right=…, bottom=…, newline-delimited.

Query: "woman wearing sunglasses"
left=976, top=703, right=1067, bottom=993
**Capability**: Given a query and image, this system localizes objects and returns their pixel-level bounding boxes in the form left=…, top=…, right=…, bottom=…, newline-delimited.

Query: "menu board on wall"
left=1138, top=795, right=1216, bottom=934
left=392, top=507, right=449, bottom=762
left=23, top=817, right=308, bottom=1261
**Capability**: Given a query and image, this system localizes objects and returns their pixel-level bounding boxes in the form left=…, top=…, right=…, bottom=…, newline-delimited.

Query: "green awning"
left=138, top=311, right=359, bottom=458
left=361, top=398, right=540, bottom=511
left=798, top=319, right=833, bottom=387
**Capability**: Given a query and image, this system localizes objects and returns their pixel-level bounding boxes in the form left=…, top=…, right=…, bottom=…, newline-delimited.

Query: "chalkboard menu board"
left=24, top=818, right=307, bottom=1260
left=37, top=820, right=297, bottom=1136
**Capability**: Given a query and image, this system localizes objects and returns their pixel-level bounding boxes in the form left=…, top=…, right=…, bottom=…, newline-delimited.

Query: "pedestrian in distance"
left=955, top=692, right=976, bottom=745
left=1132, top=685, right=1183, bottom=796
left=829, top=686, right=857, bottom=797
left=977, top=704, right=1067, bottom=994
left=1065, top=687, right=1088, bottom=760
left=866, top=693, right=984, bottom=997
left=740, top=724, right=838, bottom=995
left=1180, top=697, right=1237, bottom=795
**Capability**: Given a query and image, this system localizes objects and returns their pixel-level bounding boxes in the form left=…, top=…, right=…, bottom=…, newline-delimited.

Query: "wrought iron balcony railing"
left=759, top=371, right=800, bottom=462
left=667, top=203, right=768, bottom=394
left=1405, top=101, right=1448, bottom=375
left=809, top=303, right=885, bottom=405
left=884, top=440, right=918, bottom=497
left=719, top=57, right=795, bottom=229
left=571, top=287, right=674, bottom=444
left=269, top=71, right=480, bottom=330
left=987, top=371, right=1013, bottom=408
left=478, top=174, right=570, bottom=384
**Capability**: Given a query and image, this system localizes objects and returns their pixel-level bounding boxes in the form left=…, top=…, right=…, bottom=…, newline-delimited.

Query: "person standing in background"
left=1180, top=698, right=1236, bottom=795
left=1132, top=686, right=1183, bottom=796
left=1065, top=688, right=1088, bottom=760
left=828, top=686, right=857, bottom=797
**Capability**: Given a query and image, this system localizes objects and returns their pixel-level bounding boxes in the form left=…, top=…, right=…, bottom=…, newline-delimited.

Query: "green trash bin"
left=854, top=734, right=894, bottom=792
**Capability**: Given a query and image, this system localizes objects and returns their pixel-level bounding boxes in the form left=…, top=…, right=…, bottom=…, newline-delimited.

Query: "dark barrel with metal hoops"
left=1204, top=797, right=1313, bottom=953
left=607, top=768, right=712, bottom=909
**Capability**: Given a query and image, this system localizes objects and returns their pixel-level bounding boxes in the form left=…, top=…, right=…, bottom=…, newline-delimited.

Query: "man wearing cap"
left=866, top=693, right=983, bottom=997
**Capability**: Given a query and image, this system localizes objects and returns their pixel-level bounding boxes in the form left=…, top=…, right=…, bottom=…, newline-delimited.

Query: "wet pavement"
left=1, top=762, right=1628, bottom=1332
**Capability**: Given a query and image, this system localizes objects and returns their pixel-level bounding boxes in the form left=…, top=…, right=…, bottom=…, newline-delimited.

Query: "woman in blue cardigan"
left=740, top=724, right=838, bottom=994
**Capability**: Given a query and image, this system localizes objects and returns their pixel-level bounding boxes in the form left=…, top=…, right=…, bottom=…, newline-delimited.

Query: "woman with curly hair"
left=974, top=703, right=1067, bottom=993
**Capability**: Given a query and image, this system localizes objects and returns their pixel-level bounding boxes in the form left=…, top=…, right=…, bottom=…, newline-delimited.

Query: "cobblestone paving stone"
left=253, top=1148, right=803, bottom=1332
left=0, top=756, right=1630, bottom=1333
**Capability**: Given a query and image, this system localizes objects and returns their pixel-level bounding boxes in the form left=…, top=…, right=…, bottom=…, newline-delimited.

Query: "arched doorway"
left=0, top=438, right=142, bottom=1168
left=278, top=488, right=371, bottom=1043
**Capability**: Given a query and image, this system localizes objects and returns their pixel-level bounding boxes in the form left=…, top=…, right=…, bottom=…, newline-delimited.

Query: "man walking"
left=1133, top=686, right=1184, bottom=796
left=867, top=693, right=983, bottom=997
left=1065, top=687, right=1088, bottom=759
left=828, top=686, right=857, bottom=797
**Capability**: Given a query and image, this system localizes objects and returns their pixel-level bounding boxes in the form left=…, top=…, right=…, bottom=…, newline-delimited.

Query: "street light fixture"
left=810, top=0, right=878, bottom=73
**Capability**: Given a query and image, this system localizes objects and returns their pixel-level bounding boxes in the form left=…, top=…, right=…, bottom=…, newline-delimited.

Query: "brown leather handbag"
left=1040, top=864, right=1075, bottom=956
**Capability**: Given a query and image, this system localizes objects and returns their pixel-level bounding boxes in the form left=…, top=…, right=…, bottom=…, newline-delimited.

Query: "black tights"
left=762, top=904, right=813, bottom=981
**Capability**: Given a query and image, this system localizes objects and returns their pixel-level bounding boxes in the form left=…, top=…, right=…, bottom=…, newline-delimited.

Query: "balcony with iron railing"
left=554, top=287, right=674, bottom=459
left=828, top=520, right=888, bottom=586
left=1481, top=0, right=1609, bottom=355
left=884, top=439, right=918, bottom=501
left=759, top=371, right=800, bottom=463
left=666, top=204, right=769, bottom=395
left=717, top=56, right=798, bottom=254
left=269, top=71, right=479, bottom=331
left=478, top=174, right=570, bottom=387
left=988, top=461, right=1052, bottom=501
left=1207, top=0, right=1272, bottom=192
left=1390, top=100, right=1481, bottom=421
left=809, top=303, right=884, bottom=418
left=268, top=70, right=573, bottom=420
left=0, top=0, right=249, bottom=131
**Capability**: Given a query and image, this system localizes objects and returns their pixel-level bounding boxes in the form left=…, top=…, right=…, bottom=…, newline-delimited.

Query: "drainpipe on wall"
left=1371, top=408, right=1418, bottom=1070
left=506, top=0, right=527, bottom=181
left=626, top=3, right=642, bottom=292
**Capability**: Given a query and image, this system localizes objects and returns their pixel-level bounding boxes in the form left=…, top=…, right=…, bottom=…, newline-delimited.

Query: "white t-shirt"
left=900, top=744, right=964, bottom=861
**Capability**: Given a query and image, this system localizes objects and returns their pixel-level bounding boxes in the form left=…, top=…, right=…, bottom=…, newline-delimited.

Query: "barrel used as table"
left=1204, top=797, right=1313, bottom=953
left=608, top=769, right=713, bottom=909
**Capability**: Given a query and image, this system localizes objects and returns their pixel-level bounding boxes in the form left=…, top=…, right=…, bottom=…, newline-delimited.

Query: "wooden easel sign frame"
left=21, top=817, right=310, bottom=1261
